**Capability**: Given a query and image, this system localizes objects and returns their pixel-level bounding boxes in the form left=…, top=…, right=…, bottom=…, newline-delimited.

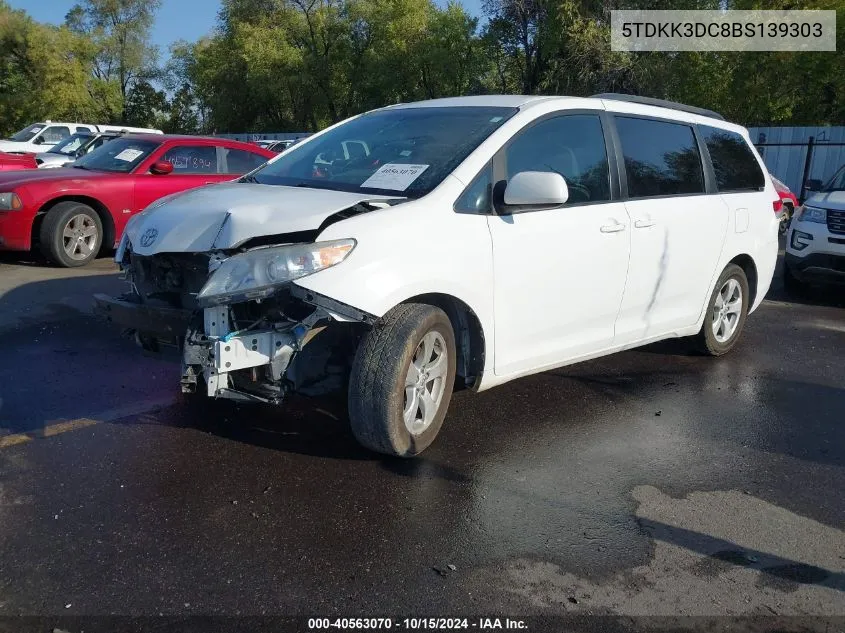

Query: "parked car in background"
left=266, top=139, right=297, bottom=152
left=0, top=134, right=274, bottom=267
left=0, top=122, right=161, bottom=154
left=784, top=163, right=845, bottom=291
left=35, top=131, right=125, bottom=168
left=95, top=94, right=779, bottom=457
left=0, top=152, right=37, bottom=171
left=771, top=174, right=798, bottom=234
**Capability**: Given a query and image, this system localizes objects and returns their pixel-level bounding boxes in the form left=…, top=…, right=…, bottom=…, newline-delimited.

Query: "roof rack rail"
left=591, top=93, right=725, bottom=121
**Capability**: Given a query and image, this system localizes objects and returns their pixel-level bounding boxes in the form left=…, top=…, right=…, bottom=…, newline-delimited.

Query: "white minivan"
left=0, top=122, right=162, bottom=154
left=95, top=94, right=780, bottom=456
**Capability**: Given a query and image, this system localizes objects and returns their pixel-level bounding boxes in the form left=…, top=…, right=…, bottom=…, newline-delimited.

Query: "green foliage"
left=1, top=0, right=843, bottom=136
left=0, top=1, right=101, bottom=135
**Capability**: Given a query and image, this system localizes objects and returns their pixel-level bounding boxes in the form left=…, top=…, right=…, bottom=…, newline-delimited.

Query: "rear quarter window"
left=615, top=116, right=705, bottom=198
left=700, top=126, right=765, bottom=192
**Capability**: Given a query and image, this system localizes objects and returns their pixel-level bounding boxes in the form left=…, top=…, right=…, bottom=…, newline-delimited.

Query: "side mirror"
left=33, top=136, right=44, bottom=145
left=804, top=178, right=822, bottom=193
left=502, top=171, right=569, bottom=212
left=150, top=161, right=174, bottom=175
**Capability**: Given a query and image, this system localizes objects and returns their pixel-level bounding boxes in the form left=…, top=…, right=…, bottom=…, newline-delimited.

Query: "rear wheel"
left=39, top=201, right=102, bottom=267
left=695, top=264, right=749, bottom=356
left=348, top=304, right=456, bottom=457
left=779, top=202, right=793, bottom=235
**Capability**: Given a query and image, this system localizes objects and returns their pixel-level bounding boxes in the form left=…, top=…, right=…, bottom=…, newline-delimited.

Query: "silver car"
left=35, top=132, right=121, bottom=168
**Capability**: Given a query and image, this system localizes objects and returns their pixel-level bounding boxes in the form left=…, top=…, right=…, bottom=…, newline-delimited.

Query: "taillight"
left=773, top=199, right=783, bottom=214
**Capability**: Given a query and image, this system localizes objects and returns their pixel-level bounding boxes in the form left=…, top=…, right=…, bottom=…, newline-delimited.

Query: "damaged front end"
left=95, top=240, right=374, bottom=405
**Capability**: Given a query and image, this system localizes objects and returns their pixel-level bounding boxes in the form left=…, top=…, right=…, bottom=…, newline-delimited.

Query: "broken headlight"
left=197, top=239, right=356, bottom=307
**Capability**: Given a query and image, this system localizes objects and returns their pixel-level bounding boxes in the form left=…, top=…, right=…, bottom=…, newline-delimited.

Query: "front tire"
left=39, top=201, right=102, bottom=267
left=695, top=264, right=750, bottom=356
left=348, top=303, right=457, bottom=457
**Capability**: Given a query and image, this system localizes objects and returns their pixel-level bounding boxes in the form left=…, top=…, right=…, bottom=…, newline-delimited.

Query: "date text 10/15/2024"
left=307, top=618, right=529, bottom=630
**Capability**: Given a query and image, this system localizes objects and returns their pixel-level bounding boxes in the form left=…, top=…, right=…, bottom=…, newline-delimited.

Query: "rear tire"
left=695, top=264, right=750, bottom=356
left=39, top=201, right=102, bottom=267
left=348, top=303, right=456, bottom=457
left=779, top=203, right=793, bottom=235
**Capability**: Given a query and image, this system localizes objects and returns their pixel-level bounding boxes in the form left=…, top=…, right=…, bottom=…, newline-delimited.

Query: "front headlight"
left=197, top=239, right=356, bottom=307
left=797, top=205, right=826, bottom=223
left=0, top=192, right=23, bottom=211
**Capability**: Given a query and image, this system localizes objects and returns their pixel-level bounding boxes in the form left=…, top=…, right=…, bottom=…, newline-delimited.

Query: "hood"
left=0, top=140, right=37, bottom=153
left=0, top=152, right=37, bottom=167
left=807, top=190, right=845, bottom=211
left=126, top=182, right=398, bottom=255
left=0, top=166, right=113, bottom=188
left=35, top=152, right=71, bottom=168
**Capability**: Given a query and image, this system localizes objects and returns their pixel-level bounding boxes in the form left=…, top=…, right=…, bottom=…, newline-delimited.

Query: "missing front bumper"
left=93, top=293, right=193, bottom=338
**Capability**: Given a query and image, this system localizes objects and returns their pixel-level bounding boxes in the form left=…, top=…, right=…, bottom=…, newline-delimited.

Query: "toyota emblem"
left=139, top=228, right=159, bottom=248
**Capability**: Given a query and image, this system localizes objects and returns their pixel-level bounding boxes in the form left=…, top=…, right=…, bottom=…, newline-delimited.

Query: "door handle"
left=634, top=219, right=656, bottom=228
left=600, top=222, right=627, bottom=233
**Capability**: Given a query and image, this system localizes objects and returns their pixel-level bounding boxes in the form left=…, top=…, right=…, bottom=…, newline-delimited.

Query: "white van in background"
left=0, top=121, right=162, bottom=154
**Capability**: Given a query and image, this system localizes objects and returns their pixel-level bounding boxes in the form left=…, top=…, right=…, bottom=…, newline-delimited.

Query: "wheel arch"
left=400, top=293, right=487, bottom=390
left=34, top=195, right=116, bottom=252
left=727, top=253, right=759, bottom=307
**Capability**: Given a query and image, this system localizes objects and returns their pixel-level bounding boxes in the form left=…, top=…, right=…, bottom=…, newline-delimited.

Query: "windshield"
left=246, top=106, right=517, bottom=197
left=822, top=165, right=845, bottom=192
left=73, top=138, right=160, bottom=173
left=49, top=133, right=94, bottom=155
left=8, top=124, right=45, bottom=143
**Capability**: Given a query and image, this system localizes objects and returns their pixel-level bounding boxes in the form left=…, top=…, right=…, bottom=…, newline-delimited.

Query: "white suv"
left=0, top=122, right=162, bottom=154
left=784, top=165, right=845, bottom=291
left=96, top=94, right=780, bottom=457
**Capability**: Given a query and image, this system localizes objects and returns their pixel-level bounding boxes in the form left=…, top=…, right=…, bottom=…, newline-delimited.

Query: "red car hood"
left=0, top=151, right=37, bottom=167
left=0, top=166, right=116, bottom=187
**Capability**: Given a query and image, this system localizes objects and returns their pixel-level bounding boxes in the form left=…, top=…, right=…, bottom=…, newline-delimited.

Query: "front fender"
left=293, top=196, right=496, bottom=372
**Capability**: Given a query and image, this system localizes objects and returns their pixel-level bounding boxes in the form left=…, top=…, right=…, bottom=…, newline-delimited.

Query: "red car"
left=771, top=174, right=798, bottom=234
left=0, top=135, right=274, bottom=266
left=0, top=152, right=37, bottom=171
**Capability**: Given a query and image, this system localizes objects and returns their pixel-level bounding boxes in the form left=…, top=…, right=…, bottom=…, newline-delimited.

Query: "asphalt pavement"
left=0, top=248, right=842, bottom=631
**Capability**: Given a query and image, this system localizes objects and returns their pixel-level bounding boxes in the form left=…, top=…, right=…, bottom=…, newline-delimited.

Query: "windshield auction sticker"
left=114, top=148, right=145, bottom=162
left=361, top=164, right=429, bottom=191
left=611, top=10, right=836, bottom=51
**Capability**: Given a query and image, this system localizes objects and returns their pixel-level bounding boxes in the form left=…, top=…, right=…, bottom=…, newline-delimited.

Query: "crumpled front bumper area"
left=94, top=286, right=360, bottom=404
left=93, top=293, right=192, bottom=340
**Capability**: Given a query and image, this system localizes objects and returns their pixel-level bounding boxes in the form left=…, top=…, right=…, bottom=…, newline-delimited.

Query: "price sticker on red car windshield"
left=114, top=148, right=144, bottom=162
left=361, top=163, right=429, bottom=191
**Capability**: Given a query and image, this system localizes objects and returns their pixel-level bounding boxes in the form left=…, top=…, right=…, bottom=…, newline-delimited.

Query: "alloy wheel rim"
left=403, top=331, right=448, bottom=435
left=711, top=278, right=742, bottom=343
left=62, top=214, right=98, bottom=261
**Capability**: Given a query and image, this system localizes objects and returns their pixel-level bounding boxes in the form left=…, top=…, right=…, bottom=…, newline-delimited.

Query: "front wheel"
left=695, top=264, right=750, bottom=356
left=348, top=303, right=456, bottom=457
left=39, top=201, right=103, bottom=267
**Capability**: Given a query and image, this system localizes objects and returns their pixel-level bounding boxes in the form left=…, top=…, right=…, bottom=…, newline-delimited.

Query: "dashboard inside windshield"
left=246, top=106, right=517, bottom=197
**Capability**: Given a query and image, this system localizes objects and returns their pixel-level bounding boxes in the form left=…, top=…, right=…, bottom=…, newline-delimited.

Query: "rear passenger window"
left=701, top=126, right=764, bottom=192
left=161, top=145, right=217, bottom=173
left=222, top=148, right=267, bottom=174
left=504, top=114, right=610, bottom=204
left=616, top=117, right=704, bottom=198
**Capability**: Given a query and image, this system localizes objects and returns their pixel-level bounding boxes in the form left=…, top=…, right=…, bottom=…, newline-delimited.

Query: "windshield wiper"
left=72, top=164, right=89, bottom=170
left=240, top=174, right=260, bottom=184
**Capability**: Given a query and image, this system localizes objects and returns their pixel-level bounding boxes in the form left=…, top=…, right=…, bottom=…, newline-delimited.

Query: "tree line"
left=1, top=0, right=843, bottom=137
